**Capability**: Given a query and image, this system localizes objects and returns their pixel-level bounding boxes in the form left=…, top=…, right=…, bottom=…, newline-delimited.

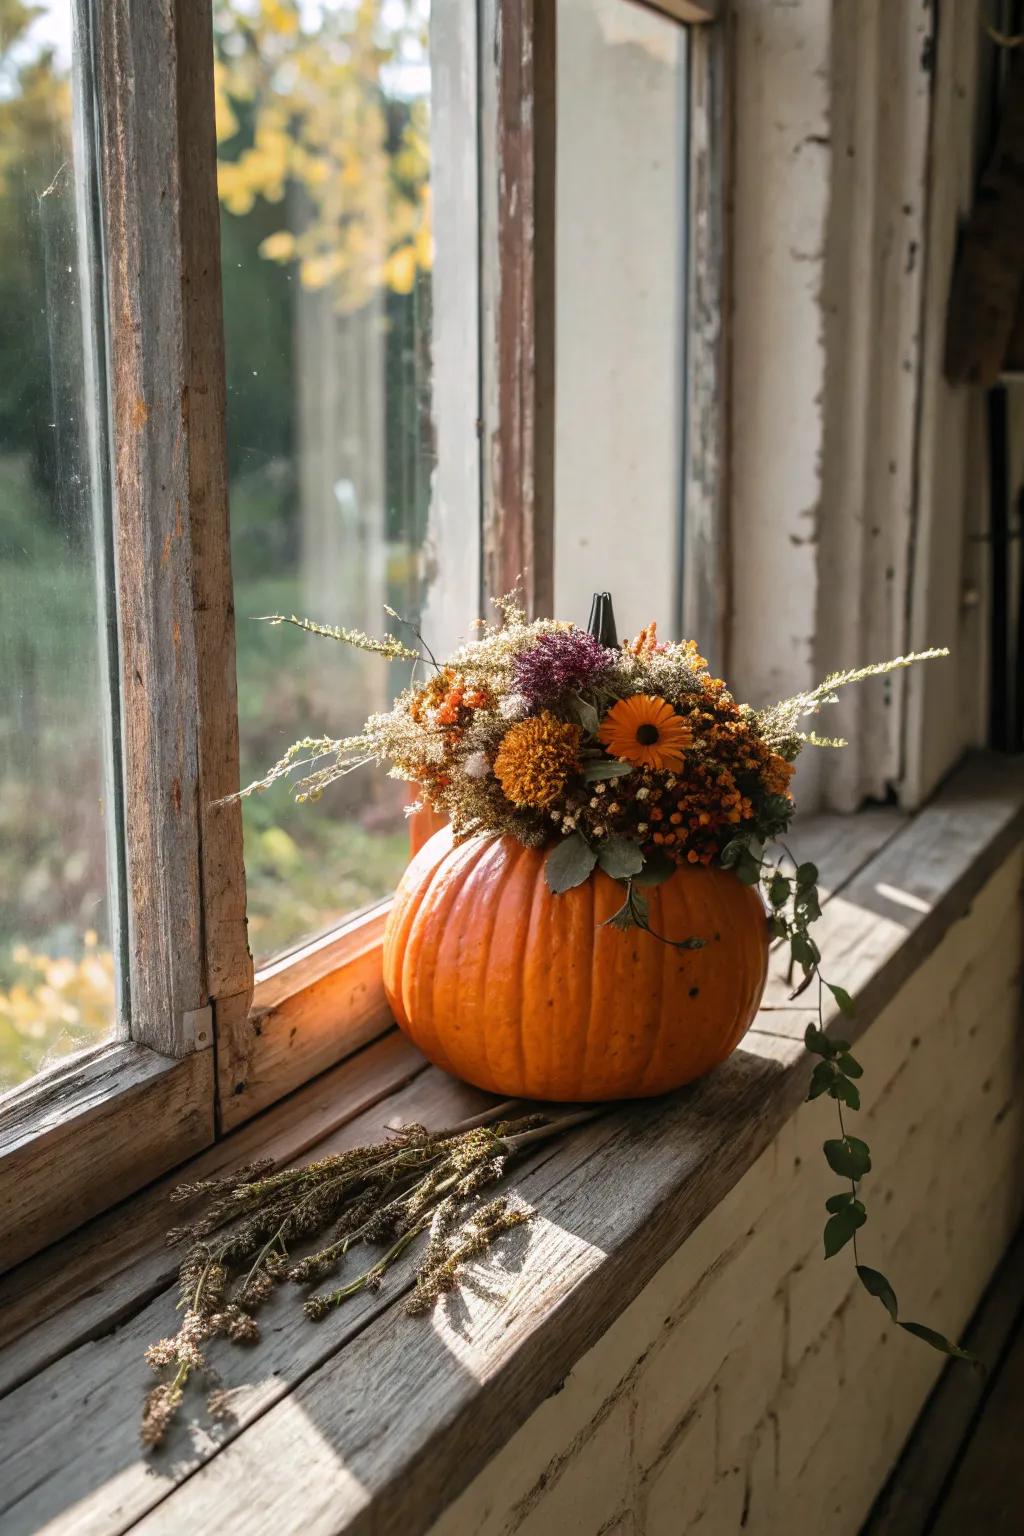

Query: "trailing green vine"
left=715, top=828, right=981, bottom=1370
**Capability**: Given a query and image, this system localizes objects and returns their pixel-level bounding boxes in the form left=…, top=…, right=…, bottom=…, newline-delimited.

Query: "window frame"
left=0, top=0, right=724, bottom=1263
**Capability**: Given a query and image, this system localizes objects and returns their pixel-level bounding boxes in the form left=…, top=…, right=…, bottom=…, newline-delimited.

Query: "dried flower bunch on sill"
left=142, top=1104, right=599, bottom=1448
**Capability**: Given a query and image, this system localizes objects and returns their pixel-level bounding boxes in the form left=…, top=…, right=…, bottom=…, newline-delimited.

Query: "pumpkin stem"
left=587, top=592, right=619, bottom=648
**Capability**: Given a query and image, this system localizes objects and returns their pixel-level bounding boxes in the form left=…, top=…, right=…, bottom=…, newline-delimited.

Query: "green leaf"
left=770, top=915, right=789, bottom=940
left=856, top=1265, right=898, bottom=1323
left=597, top=836, right=645, bottom=880
left=795, top=888, right=822, bottom=922
left=719, top=839, right=746, bottom=869
left=836, top=1052, right=863, bottom=1079
left=734, top=850, right=763, bottom=886
left=768, top=872, right=791, bottom=908
left=829, top=1076, right=861, bottom=1111
left=824, top=981, right=856, bottom=1018
left=826, top=1192, right=854, bottom=1213
left=634, top=849, right=676, bottom=886
left=796, top=861, right=819, bottom=890
left=807, top=1060, right=837, bottom=1100
left=545, top=833, right=598, bottom=894
left=791, top=930, right=820, bottom=973
left=804, top=1024, right=835, bottom=1058
left=823, top=1136, right=872, bottom=1180
left=899, top=1321, right=980, bottom=1367
left=823, top=1200, right=866, bottom=1258
left=582, top=759, right=634, bottom=783
left=569, top=695, right=601, bottom=733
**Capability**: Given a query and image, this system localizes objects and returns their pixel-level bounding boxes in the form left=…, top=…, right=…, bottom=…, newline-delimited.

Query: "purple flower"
left=512, top=629, right=612, bottom=706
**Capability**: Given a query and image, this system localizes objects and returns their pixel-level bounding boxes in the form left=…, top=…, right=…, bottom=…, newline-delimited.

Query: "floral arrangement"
left=140, top=599, right=975, bottom=1450
left=244, top=596, right=941, bottom=966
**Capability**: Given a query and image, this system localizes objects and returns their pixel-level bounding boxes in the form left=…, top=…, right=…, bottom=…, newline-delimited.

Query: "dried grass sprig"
left=142, top=1108, right=599, bottom=1449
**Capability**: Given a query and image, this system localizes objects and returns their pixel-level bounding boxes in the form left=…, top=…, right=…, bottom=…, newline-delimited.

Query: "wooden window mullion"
left=96, top=0, right=251, bottom=1062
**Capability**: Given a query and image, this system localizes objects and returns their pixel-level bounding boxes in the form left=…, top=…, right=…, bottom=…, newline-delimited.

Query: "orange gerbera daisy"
left=597, top=695, right=693, bottom=772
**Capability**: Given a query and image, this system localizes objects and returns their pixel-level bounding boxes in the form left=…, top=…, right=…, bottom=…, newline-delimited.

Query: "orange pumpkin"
left=383, top=826, right=769, bottom=1102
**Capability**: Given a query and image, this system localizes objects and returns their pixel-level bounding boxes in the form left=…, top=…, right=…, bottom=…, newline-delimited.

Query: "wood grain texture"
left=481, top=0, right=555, bottom=618
left=680, top=0, right=730, bottom=667
left=1, top=756, right=1020, bottom=1536
left=0, top=1047, right=212, bottom=1276
left=96, top=0, right=251, bottom=1059
left=0, top=1032, right=426, bottom=1397
left=0, top=1069, right=500, bottom=1536
left=220, top=910, right=394, bottom=1130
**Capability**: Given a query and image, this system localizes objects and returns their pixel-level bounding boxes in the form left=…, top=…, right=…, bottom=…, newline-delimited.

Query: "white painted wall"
left=553, top=0, right=687, bottom=641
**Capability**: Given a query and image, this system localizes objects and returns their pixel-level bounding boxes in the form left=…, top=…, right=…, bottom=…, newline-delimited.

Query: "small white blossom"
left=592, top=824, right=605, bottom=837
left=589, top=797, right=599, bottom=808
left=637, top=822, right=648, bottom=834
left=594, top=782, right=607, bottom=794
left=499, top=693, right=530, bottom=721
left=463, top=750, right=491, bottom=780
left=562, top=815, right=577, bottom=831
left=635, top=786, right=650, bottom=801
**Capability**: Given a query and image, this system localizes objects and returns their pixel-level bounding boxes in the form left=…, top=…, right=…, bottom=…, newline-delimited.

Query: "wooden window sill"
left=0, top=752, right=1021, bottom=1536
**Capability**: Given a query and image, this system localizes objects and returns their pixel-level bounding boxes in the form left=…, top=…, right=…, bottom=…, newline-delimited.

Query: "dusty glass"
left=0, top=1, right=122, bottom=1092
left=216, top=0, right=445, bottom=964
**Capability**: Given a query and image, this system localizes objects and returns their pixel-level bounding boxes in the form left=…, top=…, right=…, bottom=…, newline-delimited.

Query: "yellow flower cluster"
left=493, top=712, right=583, bottom=810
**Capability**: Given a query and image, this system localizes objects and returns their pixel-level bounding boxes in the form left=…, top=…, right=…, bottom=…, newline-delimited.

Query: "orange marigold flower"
left=597, top=696, right=692, bottom=773
left=493, top=711, right=583, bottom=810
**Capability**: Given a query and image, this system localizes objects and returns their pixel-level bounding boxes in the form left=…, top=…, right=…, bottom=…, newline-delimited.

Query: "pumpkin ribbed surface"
left=382, top=826, right=769, bottom=1102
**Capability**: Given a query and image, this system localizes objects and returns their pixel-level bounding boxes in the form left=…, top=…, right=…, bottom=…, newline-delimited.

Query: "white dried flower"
left=592, top=825, right=605, bottom=837
left=562, top=815, right=577, bottom=831
left=607, top=802, right=620, bottom=815
left=637, top=822, right=648, bottom=834
left=464, top=750, right=491, bottom=780
left=589, top=797, right=599, bottom=808
left=635, top=786, right=650, bottom=801
left=499, top=693, right=530, bottom=721
left=593, top=782, right=607, bottom=795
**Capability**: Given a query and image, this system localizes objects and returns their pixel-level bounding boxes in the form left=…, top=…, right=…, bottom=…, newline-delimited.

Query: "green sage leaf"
left=823, top=1136, right=872, bottom=1180
left=829, top=1076, right=861, bottom=1111
left=570, top=695, right=601, bottom=733
left=804, top=1024, right=835, bottom=1058
left=582, top=759, right=634, bottom=783
left=545, top=832, right=598, bottom=894
left=597, top=836, right=645, bottom=881
left=823, top=1200, right=866, bottom=1258
left=856, top=1265, right=898, bottom=1323
left=768, top=872, right=791, bottom=908
left=826, top=1192, right=854, bottom=1213
left=825, top=981, right=856, bottom=1018
left=898, top=1321, right=980, bottom=1366
left=807, top=1060, right=837, bottom=1099
left=634, top=849, right=676, bottom=886
left=796, top=861, right=819, bottom=890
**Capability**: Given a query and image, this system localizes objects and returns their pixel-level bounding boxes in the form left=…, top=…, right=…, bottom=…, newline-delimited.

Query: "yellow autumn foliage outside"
left=0, top=933, right=116, bottom=1093
left=214, top=0, right=432, bottom=313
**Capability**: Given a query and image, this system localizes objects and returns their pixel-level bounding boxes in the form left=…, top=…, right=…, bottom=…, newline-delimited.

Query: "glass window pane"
left=554, top=0, right=688, bottom=637
left=217, top=0, right=476, bottom=965
left=0, top=2, right=122, bottom=1091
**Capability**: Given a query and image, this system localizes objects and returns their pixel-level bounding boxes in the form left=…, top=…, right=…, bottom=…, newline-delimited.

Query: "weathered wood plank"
left=173, top=0, right=253, bottom=1016
left=0, top=1032, right=426, bottom=1396
left=0, top=1048, right=212, bottom=1277
left=481, top=0, right=556, bottom=617
left=220, top=913, right=394, bottom=1131
left=0, top=1070, right=506, bottom=1536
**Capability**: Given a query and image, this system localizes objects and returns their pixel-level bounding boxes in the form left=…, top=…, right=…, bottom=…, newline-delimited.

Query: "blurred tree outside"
left=0, top=0, right=438, bottom=1089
